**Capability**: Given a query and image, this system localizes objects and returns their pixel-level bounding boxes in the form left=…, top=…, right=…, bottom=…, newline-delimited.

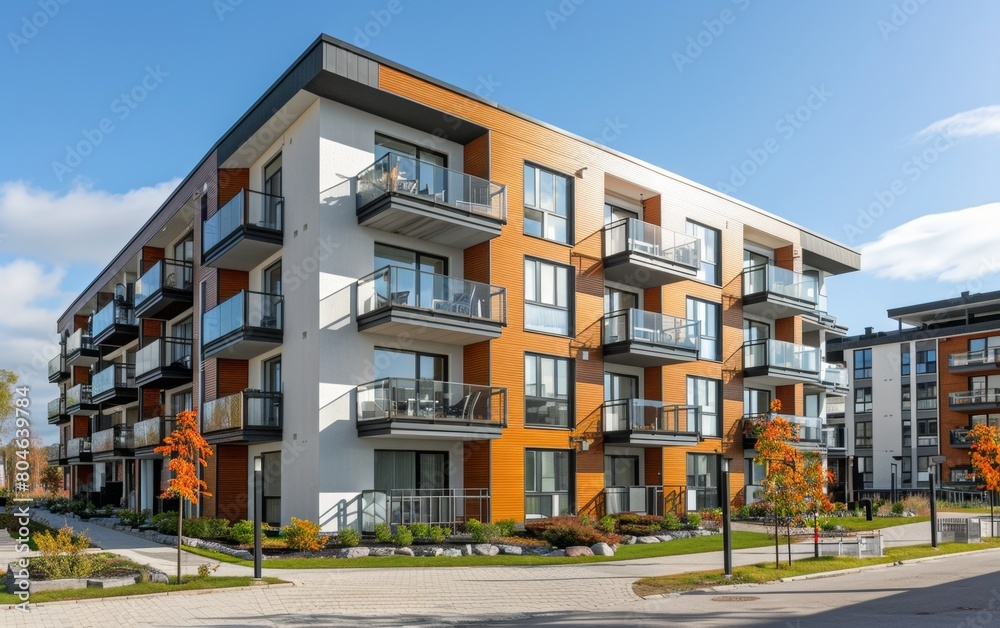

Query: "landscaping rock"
left=497, top=544, right=523, bottom=555
left=590, top=542, right=615, bottom=556
left=636, top=536, right=660, bottom=544
left=337, top=547, right=370, bottom=559
left=565, top=546, right=594, bottom=557
left=87, top=576, right=139, bottom=589
left=545, top=549, right=566, bottom=557
left=622, top=535, right=637, bottom=545
left=414, top=547, right=443, bottom=557
left=369, top=547, right=396, bottom=557
left=146, top=568, right=169, bottom=584
left=655, top=535, right=674, bottom=543
left=232, top=550, right=254, bottom=561
left=394, top=547, right=415, bottom=557
left=442, top=548, right=463, bottom=557
left=472, top=544, right=499, bottom=556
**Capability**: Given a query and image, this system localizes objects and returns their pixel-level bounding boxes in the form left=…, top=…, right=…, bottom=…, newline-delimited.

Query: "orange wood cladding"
left=463, top=133, right=490, bottom=180
left=141, top=246, right=165, bottom=275
left=215, top=445, right=249, bottom=521
left=73, top=366, right=89, bottom=385
left=142, top=319, right=162, bottom=338
left=73, top=315, right=89, bottom=332
left=217, top=168, right=249, bottom=210
left=72, top=416, right=89, bottom=438
left=203, top=448, right=218, bottom=517
left=644, top=195, right=661, bottom=227
left=464, top=241, right=490, bottom=285
left=203, top=358, right=248, bottom=403
left=774, top=244, right=801, bottom=273
left=218, top=269, right=249, bottom=301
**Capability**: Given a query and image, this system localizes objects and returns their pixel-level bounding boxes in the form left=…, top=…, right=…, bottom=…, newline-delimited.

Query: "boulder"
left=590, top=542, right=615, bottom=557
left=472, top=544, right=499, bottom=556
left=394, top=547, right=415, bottom=557
left=337, top=547, right=370, bottom=559
left=146, top=568, right=169, bottom=584
left=413, top=547, right=443, bottom=557
left=545, top=549, right=567, bottom=557
left=442, top=548, right=463, bottom=557
left=622, top=535, right=637, bottom=545
left=565, top=546, right=594, bottom=557
left=655, top=535, right=674, bottom=543
left=636, top=536, right=661, bottom=544
left=368, top=547, right=396, bottom=557
left=497, top=544, right=523, bottom=555
left=232, top=550, right=254, bottom=561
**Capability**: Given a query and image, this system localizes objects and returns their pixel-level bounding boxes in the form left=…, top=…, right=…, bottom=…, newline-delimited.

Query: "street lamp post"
left=721, top=457, right=732, bottom=578
left=929, top=454, right=946, bottom=548
left=253, top=456, right=263, bottom=581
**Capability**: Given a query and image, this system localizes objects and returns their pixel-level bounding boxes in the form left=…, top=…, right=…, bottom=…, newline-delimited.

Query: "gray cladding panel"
left=324, top=43, right=378, bottom=88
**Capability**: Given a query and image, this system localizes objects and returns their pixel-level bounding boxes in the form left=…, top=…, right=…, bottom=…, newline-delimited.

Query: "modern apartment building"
left=827, top=290, right=1000, bottom=496
left=47, top=35, right=859, bottom=531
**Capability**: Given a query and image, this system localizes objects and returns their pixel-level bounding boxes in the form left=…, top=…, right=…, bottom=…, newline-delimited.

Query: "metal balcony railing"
left=949, top=389, right=1000, bottom=407
left=203, top=189, right=284, bottom=253
left=202, top=390, right=282, bottom=433
left=67, top=437, right=91, bottom=458
left=135, top=337, right=192, bottom=377
left=948, top=347, right=1000, bottom=370
left=357, top=378, right=506, bottom=425
left=357, top=266, right=507, bottom=324
left=91, top=363, right=136, bottom=398
left=135, top=259, right=194, bottom=307
left=47, top=397, right=66, bottom=420
left=742, top=264, right=818, bottom=305
left=133, top=416, right=175, bottom=449
left=603, top=218, right=700, bottom=269
left=602, top=309, right=700, bottom=351
left=65, top=328, right=94, bottom=355
left=743, top=339, right=820, bottom=373
left=65, top=383, right=92, bottom=408
left=92, top=424, right=134, bottom=453
left=202, top=290, right=283, bottom=345
left=602, top=400, right=700, bottom=434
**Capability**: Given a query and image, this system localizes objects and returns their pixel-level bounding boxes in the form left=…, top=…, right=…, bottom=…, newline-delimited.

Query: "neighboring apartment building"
left=46, top=35, right=859, bottom=531
left=827, top=290, right=1000, bottom=496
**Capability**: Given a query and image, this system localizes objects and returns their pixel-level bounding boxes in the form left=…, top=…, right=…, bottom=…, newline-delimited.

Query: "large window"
left=917, top=418, right=938, bottom=446
left=374, top=450, right=448, bottom=491
left=604, top=203, right=637, bottom=225
left=688, top=376, right=721, bottom=437
left=916, top=382, right=937, bottom=410
left=915, top=349, right=937, bottom=374
left=524, top=164, right=571, bottom=244
left=374, top=348, right=446, bottom=381
left=604, top=372, right=638, bottom=401
left=971, top=414, right=1000, bottom=428
left=375, top=133, right=447, bottom=196
left=854, top=349, right=872, bottom=379
left=855, top=421, right=872, bottom=447
left=525, top=449, right=572, bottom=518
left=901, top=346, right=910, bottom=376
left=901, top=384, right=911, bottom=411
left=687, top=298, right=720, bottom=361
left=686, top=453, right=720, bottom=510
left=605, top=455, right=639, bottom=487
left=525, top=354, right=572, bottom=428
left=855, top=387, right=873, bottom=413
left=743, top=388, right=770, bottom=416
left=686, top=221, right=720, bottom=285
left=524, top=258, right=572, bottom=336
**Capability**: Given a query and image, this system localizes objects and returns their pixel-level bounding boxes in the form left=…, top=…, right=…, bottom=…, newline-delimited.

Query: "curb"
left=2, top=581, right=296, bottom=610
left=780, top=546, right=1000, bottom=582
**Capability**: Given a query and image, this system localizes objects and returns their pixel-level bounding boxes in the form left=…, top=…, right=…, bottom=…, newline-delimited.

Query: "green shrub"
left=182, top=517, right=212, bottom=538
left=210, top=517, right=231, bottom=539
left=410, top=522, right=431, bottom=539
left=597, top=515, right=616, bottom=534
left=541, top=522, right=620, bottom=549
left=466, top=518, right=482, bottom=537
left=33, top=525, right=92, bottom=579
left=496, top=519, right=518, bottom=537
left=47, top=497, right=70, bottom=514
left=618, top=523, right=659, bottom=536
left=819, top=518, right=838, bottom=532
left=374, top=522, right=393, bottom=543
left=891, top=501, right=904, bottom=515
left=684, top=512, right=702, bottom=529
left=118, top=508, right=151, bottom=528
left=283, top=517, right=324, bottom=551
left=469, top=521, right=500, bottom=543
left=337, top=527, right=360, bottom=547
left=660, top=512, right=682, bottom=531
left=229, top=520, right=255, bottom=546
left=152, top=511, right=178, bottom=535
left=428, top=525, right=451, bottom=543
left=394, top=525, right=413, bottom=547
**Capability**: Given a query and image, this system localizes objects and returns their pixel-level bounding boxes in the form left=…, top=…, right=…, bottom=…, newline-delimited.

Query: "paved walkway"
left=0, top=511, right=962, bottom=626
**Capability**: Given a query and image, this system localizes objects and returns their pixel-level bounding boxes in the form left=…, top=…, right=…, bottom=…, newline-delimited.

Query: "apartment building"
left=827, top=290, right=1000, bottom=495
left=46, top=35, right=859, bottom=531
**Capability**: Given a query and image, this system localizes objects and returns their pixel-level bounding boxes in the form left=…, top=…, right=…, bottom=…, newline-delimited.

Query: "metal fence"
left=938, top=517, right=981, bottom=543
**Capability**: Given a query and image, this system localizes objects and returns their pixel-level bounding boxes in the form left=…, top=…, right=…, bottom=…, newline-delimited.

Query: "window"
left=263, top=356, right=281, bottom=393
left=604, top=372, right=638, bottom=401
left=604, top=287, right=638, bottom=313
left=687, top=298, right=720, bottom=361
left=951, top=467, right=975, bottom=483
left=743, top=249, right=769, bottom=269
left=525, top=354, right=572, bottom=428
left=855, top=387, right=873, bottom=413
left=854, top=349, right=872, bottom=379
left=686, top=453, right=720, bottom=510
left=524, top=258, right=572, bottom=336
left=917, top=418, right=938, bottom=446
left=743, top=319, right=769, bottom=342
left=804, top=393, right=820, bottom=418
left=373, top=243, right=447, bottom=308
left=524, top=164, right=571, bottom=244
left=686, top=221, right=720, bottom=285
left=173, top=232, right=194, bottom=263
left=525, top=449, right=573, bottom=517
left=743, top=388, right=770, bottom=416
left=688, top=376, right=721, bottom=437
left=262, top=153, right=283, bottom=227
left=901, top=456, right=912, bottom=484
left=605, top=455, right=639, bottom=487
left=903, top=419, right=911, bottom=447
left=855, top=421, right=872, bottom=447
left=374, top=348, right=446, bottom=381
left=971, top=414, right=1000, bottom=428
left=858, top=456, right=873, bottom=486
left=901, top=384, right=910, bottom=411
left=915, top=349, right=937, bottom=374
left=901, top=347, right=910, bottom=376
left=171, top=390, right=192, bottom=415
left=374, top=450, right=448, bottom=491
left=970, top=337, right=986, bottom=352
left=604, top=203, right=638, bottom=225
left=374, top=133, right=447, bottom=197
left=915, top=382, right=937, bottom=410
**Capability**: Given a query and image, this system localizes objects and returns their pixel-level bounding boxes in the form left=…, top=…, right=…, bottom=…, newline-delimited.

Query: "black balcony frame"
left=134, top=259, right=195, bottom=320
left=201, top=390, right=283, bottom=445
left=202, top=189, right=284, bottom=271
left=90, top=363, right=138, bottom=405
left=135, top=337, right=193, bottom=389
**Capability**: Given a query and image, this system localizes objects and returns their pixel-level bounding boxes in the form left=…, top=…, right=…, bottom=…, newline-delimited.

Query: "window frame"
left=524, top=448, right=574, bottom=518
left=854, top=349, right=872, bottom=379
left=524, top=353, right=574, bottom=429
left=523, top=257, right=574, bottom=337
left=686, top=220, right=721, bottom=285
left=523, top=162, right=573, bottom=245
left=855, top=421, right=873, bottom=447
left=687, top=297, right=721, bottom=361
left=855, top=386, right=873, bottom=413
left=687, top=376, right=721, bottom=438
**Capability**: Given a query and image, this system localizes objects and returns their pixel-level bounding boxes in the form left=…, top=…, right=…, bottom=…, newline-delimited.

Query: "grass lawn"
left=0, top=513, right=55, bottom=551
left=182, top=531, right=776, bottom=569
left=0, top=575, right=285, bottom=605
left=632, top=537, right=1000, bottom=597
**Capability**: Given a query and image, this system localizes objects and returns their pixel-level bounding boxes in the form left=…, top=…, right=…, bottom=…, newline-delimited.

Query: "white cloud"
left=860, top=203, right=1000, bottom=283
left=913, top=105, right=1000, bottom=142
left=0, top=178, right=180, bottom=264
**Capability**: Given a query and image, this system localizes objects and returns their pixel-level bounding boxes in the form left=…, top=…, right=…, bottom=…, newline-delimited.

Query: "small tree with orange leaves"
left=754, top=399, right=833, bottom=567
left=968, top=423, right=1000, bottom=520
left=155, top=409, right=213, bottom=583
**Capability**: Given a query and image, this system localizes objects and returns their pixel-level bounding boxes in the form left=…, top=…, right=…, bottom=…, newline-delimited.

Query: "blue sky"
left=2, top=1, right=999, bottom=443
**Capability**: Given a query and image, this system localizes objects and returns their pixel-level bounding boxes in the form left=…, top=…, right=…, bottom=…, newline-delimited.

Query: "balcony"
left=602, top=401, right=701, bottom=447
left=65, top=328, right=99, bottom=367
left=134, top=259, right=194, bottom=320
left=47, top=396, right=68, bottom=425
left=742, top=264, right=818, bottom=318
left=602, top=309, right=700, bottom=367
left=948, top=389, right=1000, bottom=413
left=133, top=416, right=175, bottom=455
left=202, top=189, right=283, bottom=270
left=91, top=299, right=138, bottom=349
left=814, top=362, right=849, bottom=395
left=823, top=426, right=846, bottom=452
left=135, top=338, right=193, bottom=389
left=743, top=339, right=820, bottom=386
left=202, top=390, right=282, bottom=444
left=356, top=378, right=507, bottom=440
left=827, top=396, right=845, bottom=418
left=90, top=363, right=137, bottom=405
left=948, top=347, right=1000, bottom=374
left=91, top=424, right=134, bottom=460
left=801, top=310, right=848, bottom=336
left=950, top=428, right=974, bottom=448
left=202, top=291, right=282, bottom=359
left=356, top=266, right=506, bottom=345
left=355, top=153, right=506, bottom=249
left=66, top=437, right=92, bottom=463
left=603, top=485, right=665, bottom=516
left=46, top=444, right=61, bottom=466
left=602, top=218, right=700, bottom=287
left=48, top=352, right=69, bottom=383
left=65, top=383, right=98, bottom=416
left=743, top=413, right=824, bottom=448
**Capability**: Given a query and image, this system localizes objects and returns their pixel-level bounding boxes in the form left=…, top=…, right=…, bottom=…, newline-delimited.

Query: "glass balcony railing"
left=92, top=424, right=134, bottom=453
left=742, top=264, right=819, bottom=306
left=48, top=353, right=67, bottom=380
left=47, top=397, right=66, bottom=420
left=949, top=389, right=1000, bottom=407
left=822, top=426, right=846, bottom=449
left=91, top=363, right=135, bottom=398
left=356, top=152, right=507, bottom=223
left=92, top=300, right=135, bottom=338
left=950, top=428, right=974, bottom=447
left=357, top=266, right=507, bottom=324
left=202, top=390, right=282, bottom=433
left=135, top=337, right=193, bottom=378
left=133, top=416, right=175, bottom=449
left=202, top=291, right=283, bottom=346
left=602, top=400, right=700, bottom=434
left=135, top=259, right=194, bottom=307
left=603, top=218, right=700, bottom=269
left=357, top=378, right=506, bottom=426
left=203, top=189, right=284, bottom=253
left=602, top=309, right=700, bottom=351
left=949, top=347, right=1000, bottom=370
left=66, top=383, right=92, bottom=408
left=65, top=328, right=94, bottom=355
left=744, top=412, right=823, bottom=443
left=744, top=339, right=820, bottom=373
left=67, top=437, right=91, bottom=458
left=820, top=363, right=849, bottom=388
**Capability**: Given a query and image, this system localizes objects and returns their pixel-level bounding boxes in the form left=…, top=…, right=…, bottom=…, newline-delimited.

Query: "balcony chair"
left=444, top=391, right=481, bottom=421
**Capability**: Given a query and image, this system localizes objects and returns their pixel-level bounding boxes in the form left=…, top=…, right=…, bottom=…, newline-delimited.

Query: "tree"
left=754, top=400, right=833, bottom=567
left=0, top=369, right=18, bottom=438
left=968, top=424, right=1000, bottom=520
left=40, top=465, right=64, bottom=497
left=155, top=409, right=213, bottom=583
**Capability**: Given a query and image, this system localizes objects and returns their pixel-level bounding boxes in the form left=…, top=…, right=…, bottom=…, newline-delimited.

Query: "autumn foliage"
left=155, top=409, right=213, bottom=504
left=969, top=424, right=1000, bottom=494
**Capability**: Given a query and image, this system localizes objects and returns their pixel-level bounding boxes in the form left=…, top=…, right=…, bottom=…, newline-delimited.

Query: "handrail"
left=135, top=337, right=193, bottom=377
left=357, top=265, right=507, bottom=324
left=356, top=378, right=506, bottom=425
left=203, top=188, right=284, bottom=253
left=743, top=339, right=820, bottom=373
left=135, top=259, right=194, bottom=307
left=603, top=217, right=700, bottom=270
left=202, top=290, right=283, bottom=345
left=602, top=308, right=700, bottom=351
left=742, top=263, right=818, bottom=305
left=602, top=400, right=700, bottom=434
left=949, top=347, right=1000, bottom=369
